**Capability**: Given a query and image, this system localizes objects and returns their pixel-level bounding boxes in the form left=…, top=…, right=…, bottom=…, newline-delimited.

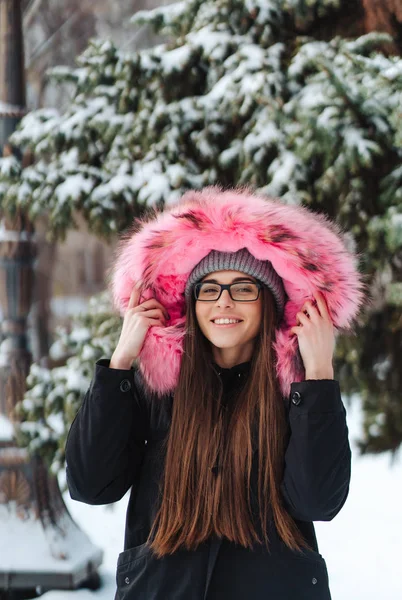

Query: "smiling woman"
left=65, top=187, right=365, bottom=600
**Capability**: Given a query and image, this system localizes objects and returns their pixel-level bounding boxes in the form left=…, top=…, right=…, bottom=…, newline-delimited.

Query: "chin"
left=211, top=341, right=237, bottom=349
left=207, top=335, right=246, bottom=349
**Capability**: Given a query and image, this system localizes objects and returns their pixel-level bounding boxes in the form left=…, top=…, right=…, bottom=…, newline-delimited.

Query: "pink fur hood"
left=110, top=187, right=365, bottom=398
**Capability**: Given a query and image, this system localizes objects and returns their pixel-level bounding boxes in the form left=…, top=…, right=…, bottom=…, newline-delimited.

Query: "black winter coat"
left=65, top=359, right=351, bottom=600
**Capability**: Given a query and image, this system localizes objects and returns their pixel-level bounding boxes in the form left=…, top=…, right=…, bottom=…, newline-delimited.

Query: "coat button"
left=120, top=379, right=132, bottom=393
left=125, top=577, right=130, bottom=584
left=291, top=391, right=302, bottom=405
left=312, top=578, right=318, bottom=584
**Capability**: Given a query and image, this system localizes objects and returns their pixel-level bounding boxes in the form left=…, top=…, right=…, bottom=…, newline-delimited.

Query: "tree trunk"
left=301, top=0, right=402, bottom=54
left=363, top=0, right=402, bottom=43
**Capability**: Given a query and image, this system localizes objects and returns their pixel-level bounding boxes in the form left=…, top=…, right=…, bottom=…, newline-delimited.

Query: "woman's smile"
left=211, top=321, right=243, bottom=328
left=210, top=315, right=244, bottom=327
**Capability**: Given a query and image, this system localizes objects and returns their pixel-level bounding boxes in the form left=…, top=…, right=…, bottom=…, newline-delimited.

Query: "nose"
left=216, top=289, right=235, bottom=306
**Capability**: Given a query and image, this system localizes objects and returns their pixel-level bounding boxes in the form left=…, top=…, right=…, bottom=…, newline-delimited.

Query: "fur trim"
left=110, top=187, right=366, bottom=398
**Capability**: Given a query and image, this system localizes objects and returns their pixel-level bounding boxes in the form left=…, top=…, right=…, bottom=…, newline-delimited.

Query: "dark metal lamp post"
left=0, top=2, right=102, bottom=598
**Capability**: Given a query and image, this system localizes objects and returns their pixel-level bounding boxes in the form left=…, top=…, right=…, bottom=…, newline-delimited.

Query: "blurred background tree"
left=23, top=0, right=173, bottom=110
left=1, top=0, right=401, bottom=478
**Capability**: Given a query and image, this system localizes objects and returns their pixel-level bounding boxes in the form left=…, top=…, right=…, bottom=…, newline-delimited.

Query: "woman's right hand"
left=110, top=283, right=170, bottom=370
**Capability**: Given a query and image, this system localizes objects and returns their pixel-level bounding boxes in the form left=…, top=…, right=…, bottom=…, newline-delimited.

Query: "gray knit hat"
left=185, top=248, right=286, bottom=322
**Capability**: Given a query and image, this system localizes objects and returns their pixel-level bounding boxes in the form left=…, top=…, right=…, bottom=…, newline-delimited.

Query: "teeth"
left=213, top=319, right=241, bottom=325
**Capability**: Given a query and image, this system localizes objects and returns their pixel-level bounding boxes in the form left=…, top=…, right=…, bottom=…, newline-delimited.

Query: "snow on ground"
left=40, top=393, right=401, bottom=600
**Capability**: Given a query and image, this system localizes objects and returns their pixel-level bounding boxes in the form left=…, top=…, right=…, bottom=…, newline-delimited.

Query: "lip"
left=211, top=321, right=243, bottom=328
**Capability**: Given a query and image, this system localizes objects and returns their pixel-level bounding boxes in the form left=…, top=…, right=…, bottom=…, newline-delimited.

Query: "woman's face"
left=194, top=270, right=263, bottom=366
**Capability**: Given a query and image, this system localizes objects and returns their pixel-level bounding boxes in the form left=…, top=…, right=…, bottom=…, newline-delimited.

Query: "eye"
left=200, top=284, right=219, bottom=291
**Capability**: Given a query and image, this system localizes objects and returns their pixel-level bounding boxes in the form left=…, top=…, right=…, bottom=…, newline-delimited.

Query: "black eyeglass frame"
left=194, top=281, right=263, bottom=302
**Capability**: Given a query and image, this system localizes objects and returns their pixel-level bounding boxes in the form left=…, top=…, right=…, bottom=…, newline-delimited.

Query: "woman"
left=65, top=188, right=365, bottom=599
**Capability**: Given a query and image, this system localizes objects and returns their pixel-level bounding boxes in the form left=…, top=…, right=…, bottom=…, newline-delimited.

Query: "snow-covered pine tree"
left=1, top=0, right=401, bottom=469
left=12, top=292, right=121, bottom=483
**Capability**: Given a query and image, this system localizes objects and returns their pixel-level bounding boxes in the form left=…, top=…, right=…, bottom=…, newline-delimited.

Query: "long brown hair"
left=147, top=287, right=309, bottom=557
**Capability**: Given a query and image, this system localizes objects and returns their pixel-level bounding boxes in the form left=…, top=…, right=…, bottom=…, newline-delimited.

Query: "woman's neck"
left=212, top=344, right=254, bottom=369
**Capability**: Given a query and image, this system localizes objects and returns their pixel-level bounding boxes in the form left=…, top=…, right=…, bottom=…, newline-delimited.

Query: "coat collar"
left=212, top=361, right=251, bottom=378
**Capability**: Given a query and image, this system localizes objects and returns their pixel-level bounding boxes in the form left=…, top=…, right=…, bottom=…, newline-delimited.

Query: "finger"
left=136, top=307, right=166, bottom=320
left=290, top=325, right=301, bottom=336
left=296, top=311, right=310, bottom=326
left=145, top=316, right=167, bottom=328
left=303, top=300, right=319, bottom=319
left=151, top=319, right=167, bottom=328
left=136, top=298, right=170, bottom=320
left=128, top=282, right=141, bottom=309
left=314, top=291, right=330, bottom=319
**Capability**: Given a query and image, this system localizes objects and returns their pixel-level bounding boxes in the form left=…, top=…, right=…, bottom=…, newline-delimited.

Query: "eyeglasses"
left=194, top=281, right=262, bottom=302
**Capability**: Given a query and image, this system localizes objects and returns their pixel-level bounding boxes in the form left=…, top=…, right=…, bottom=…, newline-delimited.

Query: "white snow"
left=0, top=155, right=20, bottom=177
left=49, top=340, right=68, bottom=361
left=288, top=41, right=328, bottom=78
left=165, top=163, right=186, bottom=187
left=91, top=174, right=136, bottom=203
left=161, top=45, right=192, bottom=74
left=58, top=98, right=108, bottom=139
left=131, top=1, right=188, bottom=27
left=390, top=211, right=402, bottom=227
left=0, top=220, right=36, bottom=242
left=244, top=0, right=279, bottom=25
left=244, top=122, right=280, bottom=153
left=344, top=128, right=381, bottom=163
left=10, top=109, right=59, bottom=145
left=238, top=44, right=265, bottom=68
left=55, top=176, right=94, bottom=207
left=63, top=368, right=88, bottom=392
left=0, top=338, right=13, bottom=368
left=50, top=297, right=89, bottom=318
left=187, top=28, right=236, bottom=60
left=0, top=414, right=14, bottom=441
left=373, top=357, right=392, bottom=381
left=81, top=345, right=97, bottom=362
left=0, top=501, right=102, bottom=571
left=267, top=151, right=299, bottom=193
left=17, top=394, right=400, bottom=600
left=46, top=413, right=65, bottom=436
left=297, top=82, right=328, bottom=110
left=316, top=106, right=339, bottom=128
left=59, top=148, right=80, bottom=170
left=138, top=173, right=169, bottom=204
left=219, top=142, right=242, bottom=167
left=0, top=101, right=25, bottom=114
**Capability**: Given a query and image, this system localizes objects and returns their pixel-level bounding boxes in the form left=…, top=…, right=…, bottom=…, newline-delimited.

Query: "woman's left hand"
left=290, top=291, right=336, bottom=378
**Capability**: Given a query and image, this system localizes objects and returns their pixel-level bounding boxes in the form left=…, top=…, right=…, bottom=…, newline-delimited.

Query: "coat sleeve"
left=280, top=379, right=351, bottom=522
left=65, top=358, right=149, bottom=505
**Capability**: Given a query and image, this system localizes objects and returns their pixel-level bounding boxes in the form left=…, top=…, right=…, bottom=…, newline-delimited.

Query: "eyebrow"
left=201, top=277, right=256, bottom=283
